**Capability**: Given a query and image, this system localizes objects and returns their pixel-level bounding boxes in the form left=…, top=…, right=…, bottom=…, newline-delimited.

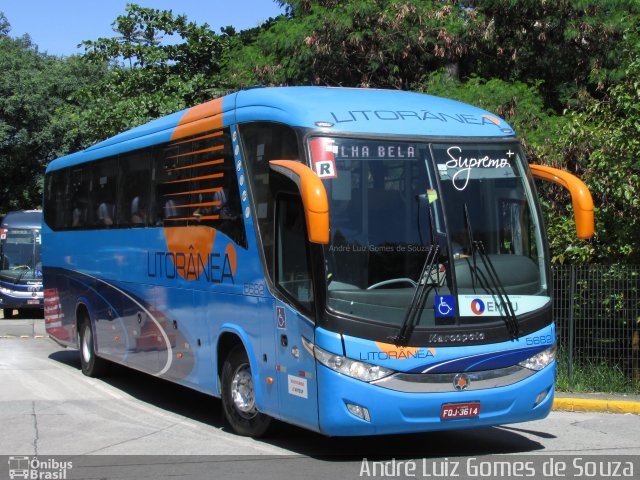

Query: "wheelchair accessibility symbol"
left=435, top=295, right=456, bottom=318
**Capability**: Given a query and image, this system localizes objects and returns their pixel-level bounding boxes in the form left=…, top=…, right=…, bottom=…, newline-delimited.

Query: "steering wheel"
left=367, top=278, right=417, bottom=290
left=11, top=265, right=31, bottom=270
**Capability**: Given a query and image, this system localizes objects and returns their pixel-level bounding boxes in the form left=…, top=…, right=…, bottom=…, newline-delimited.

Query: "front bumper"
left=317, top=360, right=554, bottom=436
left=0, top=290, right=43, bottom=309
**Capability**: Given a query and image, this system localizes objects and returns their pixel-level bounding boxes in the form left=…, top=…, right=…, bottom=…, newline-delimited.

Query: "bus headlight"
left=518, top=344, right=556, bottom=371
left=308, top=341, right=394, bottom=382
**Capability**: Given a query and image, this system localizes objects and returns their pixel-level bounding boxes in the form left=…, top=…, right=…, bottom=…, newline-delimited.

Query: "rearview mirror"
left=529, top=164, right=594, bottom=239
left=269, top=160, right=330, bottom=244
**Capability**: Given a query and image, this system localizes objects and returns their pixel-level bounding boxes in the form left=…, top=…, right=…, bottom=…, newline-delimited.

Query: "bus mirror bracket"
left=269, top=160, right=330, bottom=244
left=529, top=164, right=594, bottom=239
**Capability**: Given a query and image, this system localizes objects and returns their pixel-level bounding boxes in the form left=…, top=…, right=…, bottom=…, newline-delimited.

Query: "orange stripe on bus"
left=163, top=187, right=223, bottom=197
left=167, top=145, right=224, bottom=160
left=164, top=173, right=224, bottom=184
left=164, top=215, right=220, bottom=222
left=163, top=201, right=222, bottom=209
left=168, top=159, right=224, bottom=172
left=171, top=98, right=223, bottom=141
left=170, top=131, right=223, bottom=146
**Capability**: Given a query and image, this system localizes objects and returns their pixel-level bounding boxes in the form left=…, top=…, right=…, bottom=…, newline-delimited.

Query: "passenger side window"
left=118, top=151, right=153, bottom=227
left=44, top=170, right=69, bottom=230
left=90, top=159, right=117, bottom=228
left=70, top=167, right=90, bottom=228
left=276, top=194, right=313, bottom=312
left=44, top=127, right=247, bottom=250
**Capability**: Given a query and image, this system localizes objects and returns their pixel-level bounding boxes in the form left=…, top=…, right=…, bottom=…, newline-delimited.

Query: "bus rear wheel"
left=78, top=316, right=108, bottom=377
left=221, top=344, right=272, bottom=437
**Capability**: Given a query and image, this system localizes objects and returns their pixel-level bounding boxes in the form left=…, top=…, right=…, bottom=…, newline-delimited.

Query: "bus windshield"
left=313, top=137, right=548, bottom=329
left=0, top=228, right=42, bottom=282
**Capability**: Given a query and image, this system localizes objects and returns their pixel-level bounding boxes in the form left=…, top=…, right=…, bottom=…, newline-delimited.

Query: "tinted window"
left=70, top=167, right=90, bottom=228
left=239, top=123, right=299, bottom=280
left=44, top=170, right=68, bottom=230
left=43, top=128, right=248, bottom=249
left=155, top=128, right=247, bottom=247
left=89, top=158, right=118, bottom=227
left=276, top=194, right=313, bottom=312
left=118, top=151, right=153, bottom=227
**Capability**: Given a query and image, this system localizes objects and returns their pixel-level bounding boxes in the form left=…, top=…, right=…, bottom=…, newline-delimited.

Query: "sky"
left=0, top=1, right=285, bottom=56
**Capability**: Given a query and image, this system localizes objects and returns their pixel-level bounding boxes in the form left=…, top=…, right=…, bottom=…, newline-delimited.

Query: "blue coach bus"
left=43, top=87, right=593, bottom=437
left=1, top=210, right=43, bottom=318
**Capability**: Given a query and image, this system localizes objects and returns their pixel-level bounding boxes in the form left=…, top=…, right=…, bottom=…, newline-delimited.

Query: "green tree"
left=467, top=0, right=640, bottom=109
left=233, top=0, right=639, bottom=107
left=228, top=0, right=474, bottom=88
left=538, top=51, right=640, bottom=264
left=76, top=4, right=232, bottom=143
left=419, top=72, right=557, bottom=146
left=0, top=12, right=9, bottom=36
left=0, top=16, right=103, bottom=212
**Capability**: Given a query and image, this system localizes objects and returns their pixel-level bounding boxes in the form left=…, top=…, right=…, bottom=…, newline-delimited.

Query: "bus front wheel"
left=221, top=345, right=272, bottom=437
left=78, top=316, right=108, bottom=377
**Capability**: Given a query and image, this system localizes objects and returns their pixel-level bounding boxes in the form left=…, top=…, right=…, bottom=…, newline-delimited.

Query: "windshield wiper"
left=15, top=257, right=33, bottom=284
left=474, top=241, right=519, bottom=338
left=389, top=244, right=439, bottom=346
left=390, top=196, right=441, bottom=346
left=463, top=204, right=520, bottom=339
left=15, top=269, right=31, bottom=284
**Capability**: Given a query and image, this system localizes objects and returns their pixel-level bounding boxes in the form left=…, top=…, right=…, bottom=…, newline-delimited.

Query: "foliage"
left=74, top=4, right=232, bottom=144
left=418, top=72, right=561, bottom=148
left=556, top=348, right=639, bottom=394
left=466, top=0, right=640, bottom=108
left=537, top=48, right=640, bottom=264
left=0, top=12, right=9, bottom=36
left=228, top=1, right=476, bottom=88
left=0, top=26, right=103, bottom=212
left=247, top=1, right=640, bottom=107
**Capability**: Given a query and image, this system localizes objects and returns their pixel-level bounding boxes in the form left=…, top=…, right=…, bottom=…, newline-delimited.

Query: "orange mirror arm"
left=529, top=164, right=594, bottom=239
left=269, top=160, right=330, bottom=244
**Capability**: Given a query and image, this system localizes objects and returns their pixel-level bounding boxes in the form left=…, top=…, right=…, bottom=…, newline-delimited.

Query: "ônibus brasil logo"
left=471, top=298, right=485, bottom=315
left=8, top=456, right=73, bottom=479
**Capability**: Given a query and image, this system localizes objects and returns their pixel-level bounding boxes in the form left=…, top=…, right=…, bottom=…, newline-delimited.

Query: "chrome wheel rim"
left=81, top=325, right=92, bottom=364
left=231, top=363, right=257, bottom=418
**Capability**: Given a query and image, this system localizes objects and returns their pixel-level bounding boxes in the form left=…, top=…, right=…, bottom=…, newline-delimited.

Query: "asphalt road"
left=1, top=327, right=639, bottom=479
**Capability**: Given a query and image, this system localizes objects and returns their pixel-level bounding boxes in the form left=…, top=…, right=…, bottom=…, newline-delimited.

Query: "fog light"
left=534, top=388, right=550, bottom=407
left=346, top=402, right=371, bottom=422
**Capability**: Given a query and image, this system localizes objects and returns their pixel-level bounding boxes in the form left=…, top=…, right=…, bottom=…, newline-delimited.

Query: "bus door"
left=272, top=194, right=319, bottom=431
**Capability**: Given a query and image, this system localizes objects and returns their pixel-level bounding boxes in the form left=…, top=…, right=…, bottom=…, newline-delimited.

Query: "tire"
left=221, top=344, right=272, bottom=437
left=3, top=308, right=13, bottom=318
left=78, top=315, right=109, bottom=377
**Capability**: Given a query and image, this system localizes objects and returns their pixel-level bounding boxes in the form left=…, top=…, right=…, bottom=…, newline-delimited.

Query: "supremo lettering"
left=445, top=146, right=511, bottom=191
left=147, top=251, right=234, bottom=283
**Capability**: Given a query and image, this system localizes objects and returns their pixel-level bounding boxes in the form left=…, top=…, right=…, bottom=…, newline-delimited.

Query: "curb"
left=553, top=397, right=640, bottom=415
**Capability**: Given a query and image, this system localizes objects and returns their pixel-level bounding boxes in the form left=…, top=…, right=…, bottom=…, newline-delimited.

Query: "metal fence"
left=552, top=265, right=640, bottom=391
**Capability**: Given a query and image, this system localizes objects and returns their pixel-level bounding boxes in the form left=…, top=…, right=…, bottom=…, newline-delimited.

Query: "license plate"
left=440, top=402, right=480, bottom=420
left=27, top=300, right=40, bottom=305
